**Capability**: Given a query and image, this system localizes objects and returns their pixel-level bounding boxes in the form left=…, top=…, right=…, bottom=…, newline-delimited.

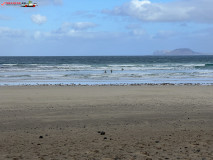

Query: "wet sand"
left=0, top=86, right=212, bottom=160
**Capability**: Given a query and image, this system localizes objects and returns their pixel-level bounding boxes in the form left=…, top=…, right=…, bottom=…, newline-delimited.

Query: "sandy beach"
left=0, top=85, right=212, bottom=160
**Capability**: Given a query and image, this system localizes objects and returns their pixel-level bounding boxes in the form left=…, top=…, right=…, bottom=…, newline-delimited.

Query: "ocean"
left=0, top=56, right=213, bottom=85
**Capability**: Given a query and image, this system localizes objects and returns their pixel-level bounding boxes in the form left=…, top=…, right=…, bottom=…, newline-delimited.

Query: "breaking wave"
left=0, top=56, right=213, bottom=85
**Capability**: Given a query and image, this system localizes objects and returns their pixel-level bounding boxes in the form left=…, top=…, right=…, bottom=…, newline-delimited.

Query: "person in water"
left=104, top=70, right=107, bottom=73
left=111, top=70, right=112, bottom=73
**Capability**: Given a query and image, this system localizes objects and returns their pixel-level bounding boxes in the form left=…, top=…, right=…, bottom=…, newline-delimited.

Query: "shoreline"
left=1, top=82, right=213, bottom=86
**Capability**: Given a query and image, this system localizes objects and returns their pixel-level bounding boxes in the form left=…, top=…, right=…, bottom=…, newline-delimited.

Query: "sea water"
left=0, top=56, right=213, bottom=85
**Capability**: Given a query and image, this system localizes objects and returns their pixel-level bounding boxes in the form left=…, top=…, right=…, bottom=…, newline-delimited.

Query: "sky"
left=0, top=0, right=213, bottom=56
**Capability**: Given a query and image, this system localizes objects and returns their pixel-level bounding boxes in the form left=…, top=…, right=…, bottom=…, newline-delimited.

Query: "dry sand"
left=0, top=85, right=212, bottom=160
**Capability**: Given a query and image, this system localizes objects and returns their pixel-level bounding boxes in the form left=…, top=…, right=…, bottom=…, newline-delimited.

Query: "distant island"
left=153, top=48, right=203, bottom=56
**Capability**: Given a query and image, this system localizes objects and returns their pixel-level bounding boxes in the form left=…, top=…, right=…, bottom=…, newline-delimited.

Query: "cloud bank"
left=31, top=22, right=98, bottom=40
left=104, top=0, right=213, bottom=23
left=50, top=22, right=98, bottom=37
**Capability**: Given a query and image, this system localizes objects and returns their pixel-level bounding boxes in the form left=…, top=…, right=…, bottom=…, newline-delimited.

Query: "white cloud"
left=51, top=22, right=97, bottom=37
left=104, top=0, right=213, bottom=23
left=64, top=22, right=97, bottom=30
left=131, top=29, right=146, bottom=36
left=31, top=14, right=47, bottom=25
left=73, top=11, right=96, bottom=18
left=0, top=27, right=25, bottom=38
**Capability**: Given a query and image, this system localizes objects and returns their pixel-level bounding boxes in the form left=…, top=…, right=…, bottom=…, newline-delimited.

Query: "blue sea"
left=0, top=56, right=213, bottom=85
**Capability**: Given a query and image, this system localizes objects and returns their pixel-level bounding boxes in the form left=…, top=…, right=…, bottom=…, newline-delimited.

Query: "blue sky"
left=0, top=0, right=213, bottom=56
